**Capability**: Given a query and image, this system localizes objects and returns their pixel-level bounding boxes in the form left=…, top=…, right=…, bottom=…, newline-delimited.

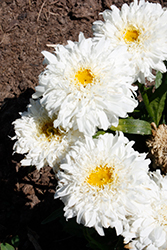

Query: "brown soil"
left=0, top=0, right=166, bottom=249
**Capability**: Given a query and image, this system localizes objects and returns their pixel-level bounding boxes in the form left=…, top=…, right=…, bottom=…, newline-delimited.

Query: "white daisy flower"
left=12, top=99, right=82, bottom=171
left=54, top=132, right=150, bottom=236
left=33, top=33, right=138, bottom=136
left=123, top=170, right=167, bottom=250
left=93, top=0, right=167, bottom=83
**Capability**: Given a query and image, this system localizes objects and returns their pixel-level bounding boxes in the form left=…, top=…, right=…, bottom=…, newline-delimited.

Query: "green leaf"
left=137, top=83, right=155, bottom=122
left=11, top=235, right=20, bottom=247
left=93, top=131, right=105, bottom=138
left=83, top=228, right=124, bottom=250
left=137, top=79, right=167, bottom=126
left=0, top=243, right=15, bottom=250
left=60, top=217, right=84, bottom=237
left=149, top=80, right=167, bottom=126
left=83, top=228, right=109, bottom=250
left=110, top=119, right=152, bottom=135
left=41, top=206, right=64, bottom=224
left=155, top=71, right=163, bottom=89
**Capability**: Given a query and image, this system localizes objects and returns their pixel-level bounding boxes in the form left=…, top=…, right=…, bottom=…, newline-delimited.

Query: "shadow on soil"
left=0, top=88, right=148, bottom=250
left=0, top=88, right=90, bottom=250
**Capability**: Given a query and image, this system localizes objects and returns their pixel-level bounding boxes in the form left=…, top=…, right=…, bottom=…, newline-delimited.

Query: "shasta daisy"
left=123, top=170, right=167, bottom=250
left=12, top=99, right=82, bottom=170
left=55, top=132, right=150, bottom=236
left=93, top=0, right=167, bottom=83
left=33, top=33, right=138, bottom=136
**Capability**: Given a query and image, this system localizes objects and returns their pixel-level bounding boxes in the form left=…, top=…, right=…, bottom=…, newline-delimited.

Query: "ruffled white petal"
left=123, top=170, right=167, bottom=249
left=93, top=0, right=167, bottom=83
left=33, top=33, right=138, bottom=136
left=12, top=99, right=83, bottom=170
left=55, top=132, right=151, bottom=235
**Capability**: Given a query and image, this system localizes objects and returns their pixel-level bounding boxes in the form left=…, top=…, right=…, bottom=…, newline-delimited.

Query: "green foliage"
left=83, top=227, right=125, bottom=250
left=0, top=243, right=14, bottom=250
left=60, top=217, right=85, bottom=238
left=93, top=130, right=106, bottom=138
left=149, top=84, right=167, bottom=126
left=137, top=71, right=167, bottom=126
left=94, top=69, right=167, bottom=136
left=155, top=71, right=163, bottom=89
left=83, top=228, right=109, bottom=250
left=41, top=206, right=125, bottom=249
left=41, top=206, right=64, bottom=224
left=110, top=118, right=152, bottom=135
left=0, top=236, right=19, bottom=250
left=11, top=235, right=20, bottom=248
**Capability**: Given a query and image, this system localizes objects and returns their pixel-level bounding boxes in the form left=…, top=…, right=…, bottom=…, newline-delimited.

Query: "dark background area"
left=0, top=0, right=166, bottom=249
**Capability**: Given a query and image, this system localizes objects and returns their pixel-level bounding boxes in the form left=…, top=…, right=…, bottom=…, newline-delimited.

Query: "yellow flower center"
left=86, top=165, right=114, bottom=188
left=41, top=121, right=58, bottom=137
left=37, top=120, right=62, bottom=142
left=123, top=26, right=140, bottom=43
left=75, top=68, right=94, bottom=87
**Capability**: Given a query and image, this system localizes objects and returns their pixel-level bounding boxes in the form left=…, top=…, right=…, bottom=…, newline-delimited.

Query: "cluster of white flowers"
left=93, top=0, right=167, bottom=83
left=12, top=0, right=167, bottom=249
